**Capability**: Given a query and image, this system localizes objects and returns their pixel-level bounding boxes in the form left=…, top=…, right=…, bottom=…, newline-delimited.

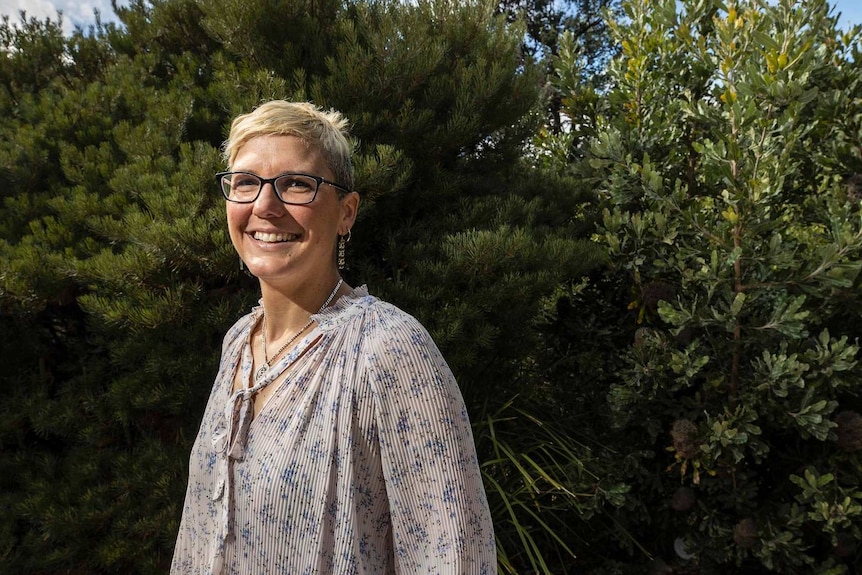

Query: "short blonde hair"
left=223, top=100, right=354, bottom=192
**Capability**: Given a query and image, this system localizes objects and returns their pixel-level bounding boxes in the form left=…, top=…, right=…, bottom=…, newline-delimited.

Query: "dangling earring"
left=337, top=229, right=351, bottom=270
left=239, top=257, right=253, bottom=277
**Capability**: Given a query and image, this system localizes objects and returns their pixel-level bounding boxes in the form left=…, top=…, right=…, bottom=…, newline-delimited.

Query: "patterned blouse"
left=170, top=286, right=496, bottom=574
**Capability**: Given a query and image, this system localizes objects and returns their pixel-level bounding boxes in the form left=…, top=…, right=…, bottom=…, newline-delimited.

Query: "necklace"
left=254, top=277, right=344, bottom=382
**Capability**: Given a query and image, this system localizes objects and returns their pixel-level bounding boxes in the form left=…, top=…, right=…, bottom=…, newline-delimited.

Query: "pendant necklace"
left=254, top=277, right=344, bottom=382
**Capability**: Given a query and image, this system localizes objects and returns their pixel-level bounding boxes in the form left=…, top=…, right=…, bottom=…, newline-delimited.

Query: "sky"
left=0, top=0, right=860, bottom=37
left=0, top=0, right=118, bottom=34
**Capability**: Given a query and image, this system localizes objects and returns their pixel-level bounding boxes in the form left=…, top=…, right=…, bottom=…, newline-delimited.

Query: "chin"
left=247, top=265, right=290, bottom=280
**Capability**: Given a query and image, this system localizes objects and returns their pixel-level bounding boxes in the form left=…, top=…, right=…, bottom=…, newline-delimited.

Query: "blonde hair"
left=223, top=100, right=354, bottom=192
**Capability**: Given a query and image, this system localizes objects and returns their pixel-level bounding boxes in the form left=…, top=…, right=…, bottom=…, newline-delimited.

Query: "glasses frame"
left=216, top=171, right=352, bottom=205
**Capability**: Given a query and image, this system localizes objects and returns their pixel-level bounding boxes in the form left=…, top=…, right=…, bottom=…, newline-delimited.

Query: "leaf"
left=657, top=300, right=690, bottom=326
left=730, top=291, right=746, bottom=316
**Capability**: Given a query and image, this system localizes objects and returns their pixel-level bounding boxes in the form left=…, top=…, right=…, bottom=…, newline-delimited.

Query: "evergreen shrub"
left=542, top=0, right=862, bottom=571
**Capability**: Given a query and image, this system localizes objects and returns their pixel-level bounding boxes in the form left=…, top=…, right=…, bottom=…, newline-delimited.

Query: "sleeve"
left=362, top=306, right=497, bottom=575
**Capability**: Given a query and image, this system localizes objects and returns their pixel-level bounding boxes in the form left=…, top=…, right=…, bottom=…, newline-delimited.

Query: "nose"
left=252, top=181, right=287, bottom=217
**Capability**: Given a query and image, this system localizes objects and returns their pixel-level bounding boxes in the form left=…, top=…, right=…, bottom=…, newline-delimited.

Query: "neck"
left=258, top=272, right=346, bottom=341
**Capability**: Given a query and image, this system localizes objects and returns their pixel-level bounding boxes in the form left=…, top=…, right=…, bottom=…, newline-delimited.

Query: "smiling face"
left=227, top=134, right=358, bottom=291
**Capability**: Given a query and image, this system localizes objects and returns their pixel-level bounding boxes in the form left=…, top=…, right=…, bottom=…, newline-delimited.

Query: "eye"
left=232, top=175, right=260, bottom=190
left=277, top=175, right=316, bottom=194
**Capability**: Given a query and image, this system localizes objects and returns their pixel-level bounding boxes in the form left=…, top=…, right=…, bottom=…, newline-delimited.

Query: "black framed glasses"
left=216, top=171, right=352, bottom=205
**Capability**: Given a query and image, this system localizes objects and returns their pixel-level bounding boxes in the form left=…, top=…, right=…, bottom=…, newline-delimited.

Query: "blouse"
left=170, top=286, right=497, bottom=574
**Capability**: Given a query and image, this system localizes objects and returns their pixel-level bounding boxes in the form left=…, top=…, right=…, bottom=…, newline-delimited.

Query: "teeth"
left=253, top=231, right=298, bottom=243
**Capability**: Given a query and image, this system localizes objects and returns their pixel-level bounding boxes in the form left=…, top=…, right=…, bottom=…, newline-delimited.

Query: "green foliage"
left=544, top=0, right=862, bottom=571
left=0, top=5, right=243, bottom=570
left=13, top=0, right=861, bottom=571
left=478, top=399, right=600, bottom=574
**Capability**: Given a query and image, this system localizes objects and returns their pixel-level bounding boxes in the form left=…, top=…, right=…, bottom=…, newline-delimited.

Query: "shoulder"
left=319, top=285, right=434, bottom=347
left=358, top=301, right=453, bottom=390
left=366, top=300, right=431, bottom=343
left=220, top=306, right=260, bottom=351
left=319, top=286, right=442, bottom=364
left=357, top=298, right=437, bottom=358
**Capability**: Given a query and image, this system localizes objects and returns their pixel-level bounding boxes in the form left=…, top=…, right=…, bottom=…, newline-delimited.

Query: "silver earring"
left=337, top=230, right=351, bottom=270
left=239, top=258, right=253, bottom=277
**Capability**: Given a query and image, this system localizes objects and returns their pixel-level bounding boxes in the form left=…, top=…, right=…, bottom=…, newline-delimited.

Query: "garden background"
left=1, top=0, right=861, bottom=572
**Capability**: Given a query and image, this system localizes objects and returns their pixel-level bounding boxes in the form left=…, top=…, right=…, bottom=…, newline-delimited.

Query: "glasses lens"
left=275, top=174, right=318, bottom=204
left=222, top=173, right=262, bottom=202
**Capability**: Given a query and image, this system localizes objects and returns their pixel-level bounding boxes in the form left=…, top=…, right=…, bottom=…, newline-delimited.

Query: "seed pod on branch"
left=670, top=419, right=700, bottom=459
left=670, top=486, right=697, bottom=511
left=733, top=518, right=758, bottom=549
left=834, top=411, right=862, bottom=452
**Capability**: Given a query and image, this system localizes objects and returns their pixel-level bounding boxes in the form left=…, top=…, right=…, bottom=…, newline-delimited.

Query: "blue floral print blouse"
left=170, top=286, right=497, bottom=574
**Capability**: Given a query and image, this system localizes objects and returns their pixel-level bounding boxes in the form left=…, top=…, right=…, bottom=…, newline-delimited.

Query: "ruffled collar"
left=247, top=284, right=373, bottom=331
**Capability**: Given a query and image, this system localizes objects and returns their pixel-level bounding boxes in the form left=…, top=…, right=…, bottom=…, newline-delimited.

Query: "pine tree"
left=1, top=0, right=607, bottom=572
left=197, top=1, right=608, bottom=570
left=0, top=4, right=238, bottom=571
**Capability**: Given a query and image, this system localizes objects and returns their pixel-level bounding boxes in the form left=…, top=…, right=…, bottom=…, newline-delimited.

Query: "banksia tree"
left=548, top=0, right=862, bottom=571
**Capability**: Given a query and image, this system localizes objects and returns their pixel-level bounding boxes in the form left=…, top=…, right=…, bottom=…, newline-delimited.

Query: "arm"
left=363, top=309, right=497, bottom=574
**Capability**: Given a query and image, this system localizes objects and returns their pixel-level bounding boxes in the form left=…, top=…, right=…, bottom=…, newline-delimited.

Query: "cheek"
left=292, top=208, right=335, bottom=236
left=226, top=206, right=248, bottom=239
left=226, top=203, right=245, bottom=223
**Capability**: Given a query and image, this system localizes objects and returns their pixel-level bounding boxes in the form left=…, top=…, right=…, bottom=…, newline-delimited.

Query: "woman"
left=171, top=100, right=496, bottom=574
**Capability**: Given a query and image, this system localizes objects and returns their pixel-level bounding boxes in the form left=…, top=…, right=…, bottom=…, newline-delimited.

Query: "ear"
left=338, top=191, right=360, bottom=234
